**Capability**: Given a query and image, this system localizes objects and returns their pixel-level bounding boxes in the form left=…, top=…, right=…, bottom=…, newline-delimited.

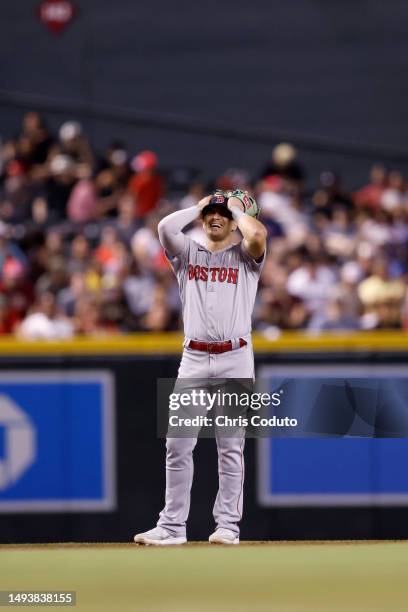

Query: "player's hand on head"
left=197, top=195, right=212, bottom=212
left=227, top=196, right=245, bottom=213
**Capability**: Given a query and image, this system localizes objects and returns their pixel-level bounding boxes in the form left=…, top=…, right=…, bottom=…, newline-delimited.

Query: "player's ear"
left=231, top=221, right=238, bottom=232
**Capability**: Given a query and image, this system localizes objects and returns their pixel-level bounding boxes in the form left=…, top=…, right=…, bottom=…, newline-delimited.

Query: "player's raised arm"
left=157, top=196, right=212, bottom=257
left=227, top=196, right=267, bottom=260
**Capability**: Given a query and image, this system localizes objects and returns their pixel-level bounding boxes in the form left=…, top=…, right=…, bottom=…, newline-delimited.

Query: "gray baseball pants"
left=157, top=340, right=254, bottom=538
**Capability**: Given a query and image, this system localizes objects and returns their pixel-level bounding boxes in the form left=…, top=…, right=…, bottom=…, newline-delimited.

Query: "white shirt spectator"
left=259, top=190, right=308, bottom=245
left=287, top=264, right=337, bottom=314
left=18, top=313, right=73, bottom=340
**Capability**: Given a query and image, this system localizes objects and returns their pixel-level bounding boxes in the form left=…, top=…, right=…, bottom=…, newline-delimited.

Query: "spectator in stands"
left=309, top=297, right=359, bottom=332
left=216, top=168, right=251, bottom=192
left=94, top=144, right=130, bottom=218
left=0, top=295, right=13, bottom=335
left=0, top=160, right=36, bottom=223
left=123, top=263, right=157, bottom=327
left=331, top=261, right=363, bottom=323
left=43, top=154, right=77, bottom=219
left=323, top=206, right=357, bottom=260
left=130, top=215, right=162, bottom=271
left=0, top=221, right=27, bottom=276
left=312, top=171, right=353, bottom=212
left=58, top=270, right=87, bottom=317
left=357, top=208, right=393, bottom=248
left=128, top=150, right=164, bottom=218
left=0, top=257, right=33, bottom=332
left=67, top=234, right=91, bottom=274
left=258, top=174, right=307, bottom=246
left=139, top=283, right=173, bottom=331
left=67, top=172, right=98, bottom=224
left=96, top=141, right=131, bottom=193
left=18, top=291, right=73, bottom=339
left=380, top=170, right=407, bottom=213
left=353, top=164, right=387, bottom=210
left=93, top=226, right=128, bottom=277
left=109, top=192, right=140, bottom=246
left=74, top=294, right=116, bottom=335
left=260, top=142, right=305, bottom=185
left=20, top=112, right=54, bottom=166
left=36, top=255, right=67, bottom=296
left=358, top=258, right=406, bottom=329
left=286, top=252, right=338, bottom=318
left=54, top=121, right=95, bottom=168
left=44, top=229, right=65, bottom=260
left=179, top=182, right=205, bottom=209
left=29, top=196, right=55, bottom=232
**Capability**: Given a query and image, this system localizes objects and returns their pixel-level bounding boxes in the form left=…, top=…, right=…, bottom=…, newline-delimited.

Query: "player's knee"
left=217, top=436, right=244, bottom=453
left=166, top=437, right=196, bottom=463
left=216, top=441, right=244, bottom=468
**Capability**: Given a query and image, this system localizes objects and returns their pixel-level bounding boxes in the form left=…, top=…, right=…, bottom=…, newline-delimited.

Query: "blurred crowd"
left=0, top=111, right=407, bottom=338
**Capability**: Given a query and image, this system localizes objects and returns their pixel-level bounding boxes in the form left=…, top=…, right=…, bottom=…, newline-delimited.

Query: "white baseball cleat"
left=134, top=526, right=187, bottom=546
left=209, top=528, right=239, bottom=545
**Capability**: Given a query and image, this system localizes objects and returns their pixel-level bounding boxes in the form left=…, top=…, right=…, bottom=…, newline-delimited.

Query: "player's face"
left=202, top=208, right=236, bottom=241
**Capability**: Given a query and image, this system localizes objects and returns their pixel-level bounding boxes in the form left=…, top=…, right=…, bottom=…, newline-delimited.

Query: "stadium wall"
left=2, top=2, right=408, bottom=183
left=0, top=333, right=407, bottom=543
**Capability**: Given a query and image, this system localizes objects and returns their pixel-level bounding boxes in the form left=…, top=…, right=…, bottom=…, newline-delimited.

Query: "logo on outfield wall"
left=0, top=371, right=115, bottom=513
left=0, top=396, right=36, bottom=491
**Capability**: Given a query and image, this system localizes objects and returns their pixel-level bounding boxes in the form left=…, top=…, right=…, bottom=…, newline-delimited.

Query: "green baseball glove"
left=227, top=189, right=260, bottom=219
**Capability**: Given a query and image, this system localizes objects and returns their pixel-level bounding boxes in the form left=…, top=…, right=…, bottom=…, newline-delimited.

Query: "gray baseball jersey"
left=169, top=236, right=264, bottom=341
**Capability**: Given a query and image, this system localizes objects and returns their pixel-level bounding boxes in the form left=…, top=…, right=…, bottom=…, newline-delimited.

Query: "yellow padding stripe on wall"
left=0, top=331, right=405, bottom=355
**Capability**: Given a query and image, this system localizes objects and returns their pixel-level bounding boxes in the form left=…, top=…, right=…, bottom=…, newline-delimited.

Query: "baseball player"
left=134, top=189, right=267, bottom=545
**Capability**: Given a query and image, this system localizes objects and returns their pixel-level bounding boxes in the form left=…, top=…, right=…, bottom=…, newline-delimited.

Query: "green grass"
left=0, top=542, right=407, bottom=611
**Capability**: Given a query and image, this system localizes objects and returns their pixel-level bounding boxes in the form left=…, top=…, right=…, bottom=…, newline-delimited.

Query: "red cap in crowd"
left=131, top=150, right=158, bottom=172
left=3, top=258, right=25, bottom=280
left=264, top=174, right=283, bottom=190
left=6, top=160, right=26, bottom=177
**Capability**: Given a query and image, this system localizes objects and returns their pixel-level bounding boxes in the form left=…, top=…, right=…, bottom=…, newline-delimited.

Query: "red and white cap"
left=131, top=150, right=158, bottom=172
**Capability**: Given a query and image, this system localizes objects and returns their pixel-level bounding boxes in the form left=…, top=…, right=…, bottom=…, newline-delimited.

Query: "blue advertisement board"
left=0, top=371, right=115, bottom=512
left=257, top=365, right=408, bottom=506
